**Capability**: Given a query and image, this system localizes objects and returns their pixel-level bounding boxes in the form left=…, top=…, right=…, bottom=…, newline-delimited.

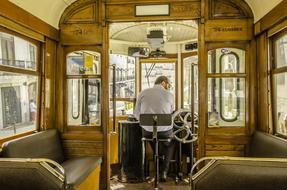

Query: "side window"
left=0, top=30, right=39, bottom=139
left=272, top=32, right=287, bottom=137
left=66, top=50, right=101, bottom=127
left=183, top=56, right=198, bottom=111
left=140, top=61, right=176, bottom=94
left=207, top=48, right=246, bottom=127
left=109, top=54, right=136, bottom=116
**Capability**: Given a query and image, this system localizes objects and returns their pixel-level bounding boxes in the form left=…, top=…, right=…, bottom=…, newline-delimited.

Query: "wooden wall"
left=58, top=0, right=108, bottom=188
left=0, top=0, right=266, bottom=189
left=255, top=0, right=287, bottom=134
left=0, top=0, right=59, bottom=143
left=198, top=0, right=255, bottom=158
left=106, top=0, right=201, bottom=22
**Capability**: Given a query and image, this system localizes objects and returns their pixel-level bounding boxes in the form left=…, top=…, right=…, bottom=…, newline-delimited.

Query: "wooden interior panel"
left=109, top=116, right=128, bottom=164
left=0, top=16, right=45, bottom=42
left=205, top=135, right=250, bottom=145
left=106, top=1, right=201, bottom=21
left=209, top=0, right=253, bottom=19
left=63, top=140, right=104, bottom=158
left=60, top=0, right=100, bottom=25
left=170, top=2, right=200, bottom=18
left=106, top=4, right=134, bottom=20
left=205, top=137, right=249, bottom=157
left=66, top=4, right=96, bottom=23
left=61, top=24, right=103, bottom=45
left=106, top=0, right=199, bottom=3
left=76, top=166, right=101, bottom=190
left=42, top=38, right=57, bottom=130
left=62, top=132, right=104, bottom=158
left=205, top=150, right=244, bottom=157
left=255, top=0, right=287, bottom=35
left=206, top=144, right=245, bottom=151
left=205, top=19, right=253, bottom=41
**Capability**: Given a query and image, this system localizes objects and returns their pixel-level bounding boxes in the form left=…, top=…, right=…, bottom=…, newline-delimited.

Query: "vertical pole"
left=152, top=116, right=158, bottom=189
left=190, top=64, right=195, bottom=171
left=112, top=64, right=116, bottom=133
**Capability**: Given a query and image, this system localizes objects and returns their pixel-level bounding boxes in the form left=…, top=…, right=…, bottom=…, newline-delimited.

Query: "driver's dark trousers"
left=142, top=129, right=175, bottom=175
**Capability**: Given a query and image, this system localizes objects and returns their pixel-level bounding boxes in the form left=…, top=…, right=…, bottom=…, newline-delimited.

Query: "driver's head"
left=155, top=76, right=171, bottom=90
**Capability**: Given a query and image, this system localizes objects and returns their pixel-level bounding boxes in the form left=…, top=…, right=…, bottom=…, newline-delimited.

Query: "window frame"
left=219, top=52, right=241, bottom=122
left=139, top=58, right=178, bottom=109
left=109, top=54, right=137, bottom=116
left=206, top=43, right=248, bottom=130
left=181, top=52, right=198, bottom=110
left=64, top=46, right=102, bottom=131
left=270, top=28, right=287, bottom=139
left=0, top=27, right=41, bottom=139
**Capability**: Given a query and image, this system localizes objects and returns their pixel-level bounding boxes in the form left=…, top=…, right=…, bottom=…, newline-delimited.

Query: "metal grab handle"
left=111, top=64, right=117, bottom=134
left=190, top=156, right=287, bottom=185
left=0, top=158, right=65, bottom=182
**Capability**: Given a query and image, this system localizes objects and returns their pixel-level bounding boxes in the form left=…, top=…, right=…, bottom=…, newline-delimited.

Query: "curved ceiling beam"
left=8, top=0, right=284, bottom=28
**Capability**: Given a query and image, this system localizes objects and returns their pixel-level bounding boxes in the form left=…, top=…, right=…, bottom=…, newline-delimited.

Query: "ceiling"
left=109, top=21, right=198, bottom=44
left=8, top=0, right=283, bottom=29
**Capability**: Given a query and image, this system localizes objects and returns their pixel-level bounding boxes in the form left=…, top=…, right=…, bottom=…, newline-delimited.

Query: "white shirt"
left=134, top=85, right=174, bottom=132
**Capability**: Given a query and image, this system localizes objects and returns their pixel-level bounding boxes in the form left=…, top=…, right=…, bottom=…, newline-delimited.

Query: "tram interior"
left=109, top=20, right=198, bottom=189
left=1, top=0, right=287, bottom=190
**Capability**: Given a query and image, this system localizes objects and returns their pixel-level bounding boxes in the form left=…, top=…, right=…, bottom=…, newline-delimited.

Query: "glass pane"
left=109, top=101, right=134, bottom=116
left=208, top=78, right=245, bottom=127
left=67, top=50, right=101, bottom=75
left=183, top=56, right=198, bottom=112
left=0, top=32, right=37, bottom=70
left=141, top=63, right=176, bottom=95
left=275, top=73, right=287, bottom=136
left=0, top=72, right=38, bottom=138
left=67, top=79, right=101, bottom=126
left=275, top=34, right=287, bottom=68
left=109, top=54, right=135, bottom=98
left=208, top=48, right=245, bottom=74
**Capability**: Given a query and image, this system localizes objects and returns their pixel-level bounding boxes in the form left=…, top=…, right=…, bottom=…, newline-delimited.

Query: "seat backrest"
left=139, top=114, right=172, bottom=126
left=1, top=129, right=65, bottom=163
left=192, top=159, right=287, bottom=190
left=248, top=131, right=287, bottom=158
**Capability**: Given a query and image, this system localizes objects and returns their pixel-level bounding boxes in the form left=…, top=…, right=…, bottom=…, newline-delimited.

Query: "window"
left=272, top=32, right=287, bottom=137
left=0, top=30, right=39, bottom=139
left=0, top=32, right=37, bottom=70
left=109, top=54, right=135, bottom=116
left=140, top=61, right=176, bottom=95
left=66, top=50, right=101, bottom=127
left=207, top=48, right=246, bottom=127
left=183, top=56, right=198, bottom=111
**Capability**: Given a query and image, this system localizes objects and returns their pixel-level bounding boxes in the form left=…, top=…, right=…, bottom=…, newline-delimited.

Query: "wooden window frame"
left=206, top=43, right=248, bottom=132
left=181, top=52, right=198, bottom=109
left=139, top=58, right=178, bottom=110
left=0, top=26, right=41, bottom=140
left=270, top=28, right=287, bottom=139
left=64, top=46, right=103, bottom=131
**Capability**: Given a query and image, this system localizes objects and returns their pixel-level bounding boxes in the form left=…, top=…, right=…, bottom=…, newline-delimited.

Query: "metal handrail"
left=0, top=158, right=65, bottom=182
left=190, top=156, right=287, bottom=182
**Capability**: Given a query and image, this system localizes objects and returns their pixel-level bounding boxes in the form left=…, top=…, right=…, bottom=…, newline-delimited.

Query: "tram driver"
left=134, top=75, right=175, bottom=182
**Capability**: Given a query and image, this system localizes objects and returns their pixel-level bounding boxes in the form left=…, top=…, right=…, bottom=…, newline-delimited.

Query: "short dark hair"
left=154, top=76, right=169, bottom=85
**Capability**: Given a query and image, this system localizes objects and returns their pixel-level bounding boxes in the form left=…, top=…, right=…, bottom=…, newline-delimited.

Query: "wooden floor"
left=110, top=176, right=190, bottom=190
